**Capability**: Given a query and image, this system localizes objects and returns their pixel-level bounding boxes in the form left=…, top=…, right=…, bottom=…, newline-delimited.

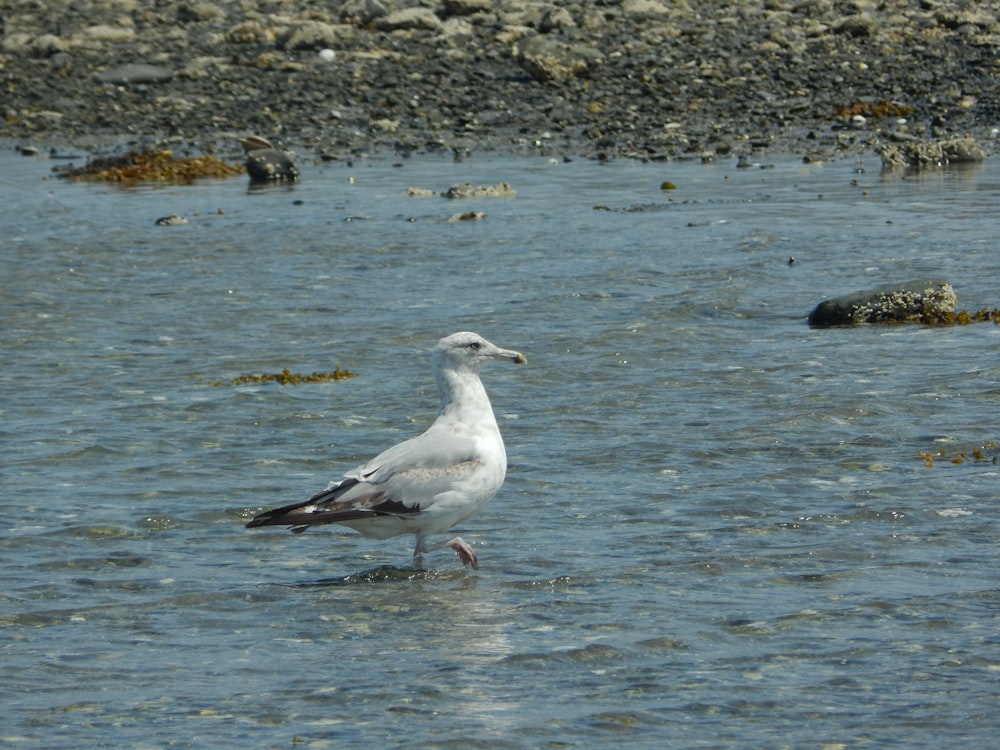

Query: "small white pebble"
left=318, top=48, right=336, bottom=62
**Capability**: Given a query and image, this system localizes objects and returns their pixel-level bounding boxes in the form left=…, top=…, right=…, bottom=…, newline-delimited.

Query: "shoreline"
left=3, top=1, right=999, bottom=163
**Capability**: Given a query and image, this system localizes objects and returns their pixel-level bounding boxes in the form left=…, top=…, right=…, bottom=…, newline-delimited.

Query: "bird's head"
left=433, top=332, right=526, bottom=374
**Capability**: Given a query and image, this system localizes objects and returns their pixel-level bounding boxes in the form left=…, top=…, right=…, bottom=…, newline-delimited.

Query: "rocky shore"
left=3, top=0, right=1000, bottom=162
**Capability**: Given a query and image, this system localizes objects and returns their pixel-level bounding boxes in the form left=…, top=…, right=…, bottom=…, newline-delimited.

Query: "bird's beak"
left=503, top=349, right=527, bottom=365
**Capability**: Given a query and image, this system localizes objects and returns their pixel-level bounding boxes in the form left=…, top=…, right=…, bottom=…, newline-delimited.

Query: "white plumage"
left=246, top=331, right=526, bottom=569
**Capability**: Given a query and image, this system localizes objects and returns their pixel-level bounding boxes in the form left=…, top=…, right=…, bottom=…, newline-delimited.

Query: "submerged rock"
left=445, top=210, right=486, bottom=222
left=808, top=279, right=956, bottom=327
left=442, top=181, right=516, bottom=199
left=155, top=213, right=188, bottom=226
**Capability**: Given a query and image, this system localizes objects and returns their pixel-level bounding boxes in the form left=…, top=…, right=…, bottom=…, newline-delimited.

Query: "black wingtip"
left=244, top=512, right=310, bottom=532
left=245, top=514, right=274, bottom=529
left=245, top=503, right=307, bottom=529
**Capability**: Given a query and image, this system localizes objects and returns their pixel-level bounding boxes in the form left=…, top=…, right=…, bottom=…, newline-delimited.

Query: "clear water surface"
left=2, top=147, right=999, bottom=748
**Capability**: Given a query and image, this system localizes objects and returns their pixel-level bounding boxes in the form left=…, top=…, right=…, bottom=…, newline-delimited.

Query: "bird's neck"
left=436, top=369, right=496, bottom=425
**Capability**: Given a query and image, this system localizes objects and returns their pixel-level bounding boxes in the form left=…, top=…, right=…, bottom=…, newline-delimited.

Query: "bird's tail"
left=245, top=478, right=368, bottom=532
left=245, top=498, right=321, bottom=532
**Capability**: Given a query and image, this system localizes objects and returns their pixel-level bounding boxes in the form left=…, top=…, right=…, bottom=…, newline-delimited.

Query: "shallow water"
left=2, top=147, right=999, bottom=748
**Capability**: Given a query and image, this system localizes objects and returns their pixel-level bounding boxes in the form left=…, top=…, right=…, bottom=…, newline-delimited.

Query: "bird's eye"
left=467, top=342, right=481, bottom=351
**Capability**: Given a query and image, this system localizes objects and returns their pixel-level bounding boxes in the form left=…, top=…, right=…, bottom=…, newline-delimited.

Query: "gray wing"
left=348, top=423, right=482, bottom=483
left=245, top=425, right=482, bottom=531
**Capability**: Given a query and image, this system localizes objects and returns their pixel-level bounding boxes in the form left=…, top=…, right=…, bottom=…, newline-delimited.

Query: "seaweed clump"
left=921, top=307, right=1000, bottom=326
left=836, top=100, right=914, bottom=119
left=56, top=148, right=243, bottom=184
left=212, top=368, right=356, bottom=387
left=917, top=441, right=1000, bottom=467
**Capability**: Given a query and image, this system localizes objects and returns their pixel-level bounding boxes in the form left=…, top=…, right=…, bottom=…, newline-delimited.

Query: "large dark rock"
left=239, top=136, right=300, bottom=183
left=808, top=279, right=956, bottom=327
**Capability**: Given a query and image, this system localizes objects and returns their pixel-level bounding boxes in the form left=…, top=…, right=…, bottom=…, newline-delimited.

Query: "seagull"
left=246, top=332, right=526, bottom=569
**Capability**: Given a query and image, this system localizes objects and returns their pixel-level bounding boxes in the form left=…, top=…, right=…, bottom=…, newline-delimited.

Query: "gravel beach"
left=3, top=0, right=1000, bottom=161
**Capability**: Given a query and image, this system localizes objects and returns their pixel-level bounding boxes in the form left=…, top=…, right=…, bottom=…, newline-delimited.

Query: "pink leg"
left=445, top=537, right=478, bottom=569
left=414, top=536, right=479, bottom=569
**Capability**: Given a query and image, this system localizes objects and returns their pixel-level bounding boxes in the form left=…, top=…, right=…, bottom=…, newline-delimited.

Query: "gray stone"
left=879, top=137, right=985, bottom=168
left=278, top=21, right=341, bottom=51
left=538, top=6, right=576, bottom=32
left=338, top=0, right=390, bottom=25
left=224, top=20, right=274, bottom=45
left=834, top=14, right=878, bottom=37
left=95, top=64, right=173, bottom=85
left=514, top=36, right=604, bottom=82
left=33, top=34, right=69, bottom=57
left=177, top=2, right=227, bottom=23
left=442, top=0, right=492, bottom=16
left=376, top=8, right=443, bottom=32
left=1, top=33, right=34, bottom=54
left=77, top=25, right=137, bottom=43
left=621, top=0, right=686, bottom=20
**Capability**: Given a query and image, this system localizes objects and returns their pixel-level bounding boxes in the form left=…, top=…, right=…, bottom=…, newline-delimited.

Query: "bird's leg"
left=413, top=536, right=479, bottom=569
left=445, top=537, right=478, bottom=569
left=412, top=537, right=427, bottom=570
left=430, top=536, right=478, bottom=568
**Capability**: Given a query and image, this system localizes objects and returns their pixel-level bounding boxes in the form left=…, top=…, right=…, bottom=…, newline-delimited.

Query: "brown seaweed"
left=56, top=148, right=243, bottom=184
left=212, top=368, right=356, bottom=387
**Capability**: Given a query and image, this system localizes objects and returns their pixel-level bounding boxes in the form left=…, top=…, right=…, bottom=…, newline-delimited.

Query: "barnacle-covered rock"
left=808, top=279, right=956, bottom=327
left=878, top=137, right=984, bottom=169
left=240, top=135, right=300, bottom=183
